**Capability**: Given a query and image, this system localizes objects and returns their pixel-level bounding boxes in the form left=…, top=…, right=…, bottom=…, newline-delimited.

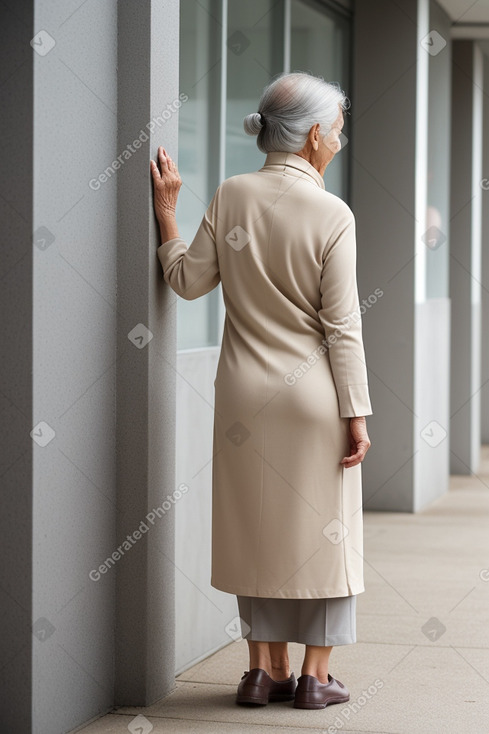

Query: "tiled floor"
left=74, top=447, right=489, bottom=734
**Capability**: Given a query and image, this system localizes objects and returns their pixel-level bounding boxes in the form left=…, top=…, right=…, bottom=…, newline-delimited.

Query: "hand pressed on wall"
left=150, top=146, right=182, bottom=242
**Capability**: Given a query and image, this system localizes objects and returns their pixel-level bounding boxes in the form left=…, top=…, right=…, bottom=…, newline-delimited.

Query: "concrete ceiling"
left=436, top=0, right=489, bottom=24
left=477, top=39, right=489, bottom=55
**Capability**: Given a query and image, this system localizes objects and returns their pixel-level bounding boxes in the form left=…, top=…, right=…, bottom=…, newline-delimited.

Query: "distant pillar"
left=449, top=41, right=484, bottom=474
left=479, top=52, right=489, bottom=445
left=351, top=0, right=452, bottom=510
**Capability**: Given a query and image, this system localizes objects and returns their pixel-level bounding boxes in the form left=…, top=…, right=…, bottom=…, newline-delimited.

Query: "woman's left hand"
left=150, top=146, right=182, bottom=222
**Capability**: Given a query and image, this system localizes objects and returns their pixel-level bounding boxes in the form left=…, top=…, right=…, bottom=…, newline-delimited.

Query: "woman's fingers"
left=341, top=456, right=361, bottom=468
left=340, top=453, right=360, bottom=466
left=159, top=146, right=178, bottom=169
left=150, top=147, right=169, bottom=178
left=150, top=159, right=160, bottom=180
left=158, top=146, right=169, bottom=167
left=152, top=146, right=180, bottom=178
left=151, top=147, right=179, bottom=186
left=340, top=440, right=369, bottom=467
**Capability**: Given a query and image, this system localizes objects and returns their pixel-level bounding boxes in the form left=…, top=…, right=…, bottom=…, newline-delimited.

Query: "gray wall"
left=32, top=0, right=118, bottom=731
left=352, top=0, right=452, bottom=511
left=0, top=1, right=34, bottom=732
left=481, top=51, right=489, bottom=444
left=1, top=1, right=179, bottom=732
left=351, top=0, right=417, bottom=511
left=115, top=0, right=178, bottom=707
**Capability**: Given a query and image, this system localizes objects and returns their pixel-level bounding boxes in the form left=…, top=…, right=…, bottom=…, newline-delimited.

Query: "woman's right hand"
left=150, top=146, right=182, bottom=222
left=340, top=416, right=371, bottom=468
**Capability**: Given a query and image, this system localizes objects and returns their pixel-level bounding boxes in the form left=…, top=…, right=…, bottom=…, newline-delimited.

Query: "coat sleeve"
left=318, top=208, right=373, bottom=418
left=156, top=188, right=220, bottom=300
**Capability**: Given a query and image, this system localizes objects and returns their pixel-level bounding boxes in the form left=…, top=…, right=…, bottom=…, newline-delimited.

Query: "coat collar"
left=260, top=151, right=325, bottom=190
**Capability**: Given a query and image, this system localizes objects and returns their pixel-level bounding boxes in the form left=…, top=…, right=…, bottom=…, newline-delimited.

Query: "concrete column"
left=115, top=0, right=179, bottom=705
left=351, top=0, right=452, bottom=511
left=449, top=41, right=483, bottom=474
left=1, top=0, right=180, bottom=729
left=0, top=1, right=34, bottom=730
left=351, top=0, right=416, bottom=511
left=480, top=51, right=489, bottom=445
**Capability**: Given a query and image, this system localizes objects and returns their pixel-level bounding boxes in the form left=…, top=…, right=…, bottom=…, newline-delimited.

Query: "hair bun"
left=243, top=112, right=263, bottom=136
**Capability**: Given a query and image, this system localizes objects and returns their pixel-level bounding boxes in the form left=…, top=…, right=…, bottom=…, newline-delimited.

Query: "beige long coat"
left=157, top=151, right=373, bottom=599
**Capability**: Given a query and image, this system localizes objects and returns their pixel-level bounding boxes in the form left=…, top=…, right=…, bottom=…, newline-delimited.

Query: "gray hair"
left=243, top=71, right=350, bottom=154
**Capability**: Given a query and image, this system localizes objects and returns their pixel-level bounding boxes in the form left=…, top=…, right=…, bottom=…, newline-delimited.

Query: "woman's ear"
left=310, top=123, right=320, bottom=151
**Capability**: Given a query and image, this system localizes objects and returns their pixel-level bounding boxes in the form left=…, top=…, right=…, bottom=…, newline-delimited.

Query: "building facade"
left=1, top=0, right=489, bottom=732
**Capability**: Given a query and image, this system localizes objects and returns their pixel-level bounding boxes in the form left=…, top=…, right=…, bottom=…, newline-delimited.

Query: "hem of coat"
left=244, top=632, right=357, bottom=645
left=210, top=580, right=365, bottom=599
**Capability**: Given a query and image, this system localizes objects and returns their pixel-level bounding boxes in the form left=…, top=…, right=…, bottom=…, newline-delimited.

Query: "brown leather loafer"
left=293, top=673, right=350, bottom=709
left=236, top=668, right=297, bottom=705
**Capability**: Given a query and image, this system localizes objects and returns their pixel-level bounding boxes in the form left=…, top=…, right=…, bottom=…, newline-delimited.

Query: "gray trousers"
left=236, top=594, right=356, bottom=646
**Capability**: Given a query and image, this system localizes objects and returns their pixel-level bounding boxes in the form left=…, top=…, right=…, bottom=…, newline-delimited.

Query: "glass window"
left=290, top=0, right=350, bottom=200
left=177, top=0, right=351, bottom=349
left=425, top=0, right=450, bottom=299
left=225, top=0, right=284, bottom=178
left=177, top=0, right=223, bottom=350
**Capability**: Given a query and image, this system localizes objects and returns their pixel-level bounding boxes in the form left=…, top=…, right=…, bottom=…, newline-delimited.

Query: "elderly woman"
left=151, top=71, right=372, bottom=711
